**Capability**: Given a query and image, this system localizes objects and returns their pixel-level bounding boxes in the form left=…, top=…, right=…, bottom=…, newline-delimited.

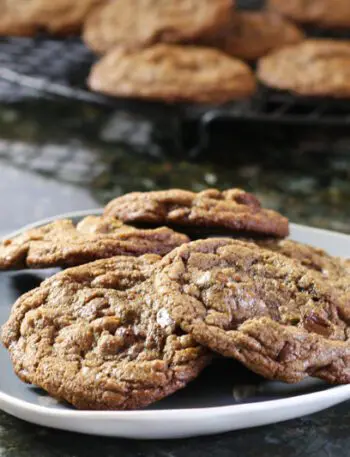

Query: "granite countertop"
left=0, top=99, right=350, bottom=456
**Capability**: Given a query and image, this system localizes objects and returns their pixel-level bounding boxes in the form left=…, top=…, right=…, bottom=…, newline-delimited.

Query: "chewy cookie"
left=0, top=0, right=104, bottom=36
left=0, top=5, right=36, bottom=36
left=268, top=0, right=350, bottom=29
left=88, top=44, right=256, bottom=104
left=1, top=255, right=210, bottom=409
left=104, top=188, right=289, bottom=238
left=155, top=238, right=350, bottom=384
left=83, top=0, right=233, bottom=54
left=203, top=11, right=304, bottom=61
left=256, top=239, right=350, bottom=319
left=0, top=215, right=189, bottom=269
left=258, top=39, right=350, bottom=98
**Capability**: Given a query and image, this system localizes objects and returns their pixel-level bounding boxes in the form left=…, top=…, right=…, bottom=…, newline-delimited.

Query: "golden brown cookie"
left=88, top=44, right=256, bottom=104
left=104, top=188, right=289, bottom=238
left=258, top=39, right=350, bottom=98
left=0, top=215, right=189, bottom=269
left=202, top=11, right=304, bottom=61
left=0, top=0, right=104, bottom=36
left=268, top=0, right=350, bottom=29
left=83, top=0, right=234, bottom=54
left=1, top=255, right=210, bottom=409
left=155, top=238, right=350, bottom=384
left=0, top=1, right=37, bottom=36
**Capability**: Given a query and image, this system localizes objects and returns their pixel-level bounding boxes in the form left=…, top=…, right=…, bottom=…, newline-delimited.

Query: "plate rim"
left=1, top=210, right=350, bottom=423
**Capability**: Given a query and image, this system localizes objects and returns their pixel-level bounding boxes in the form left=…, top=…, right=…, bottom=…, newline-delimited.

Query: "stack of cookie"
left=1, top=188, right=350, bottom=410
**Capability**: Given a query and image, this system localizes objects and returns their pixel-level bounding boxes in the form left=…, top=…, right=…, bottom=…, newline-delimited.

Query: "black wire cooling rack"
left=1, top=0, right=350, bottom=155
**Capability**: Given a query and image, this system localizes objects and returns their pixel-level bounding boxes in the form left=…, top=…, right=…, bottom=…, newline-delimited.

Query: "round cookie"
left=0, top=0, right=104, bottom=36
left=258, top=39, right=350, bottom=98
left=268, top=0, right=350, bottom=29
left=83, top=0, right=233, bottom=54
left=0, top=215, right=189, bottom=270
left=1, top=255, right=210, bottom=410
left=88, top=44, right=256, bottom=104
left=0, top=6, right=36, bottom=36
left=203, top=11, right=305, bottom=61
left=155, top=238, right=350, bottom=384
left=104, top=188, right=289, bottom=238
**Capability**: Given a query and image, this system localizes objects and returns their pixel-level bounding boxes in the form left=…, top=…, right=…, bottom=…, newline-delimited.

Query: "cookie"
left=154, top=238, right=350, bottom=384
left=0, top=0, right=104, bottom=35
left=0, top=6, right=36, bottom=36
left=104, top=188, right=289, bottom=238
left=83, top=0, right=233, bottom=54
left=256, top=239, right=350, bottom=319
left=1, top=255, right=210, bottom=409
left=258, top=39, right=350, bottom=98
left=0, top=215, right=189, bottom=270
left=268, top=0, right=350, bottom=29
left=202, top=11, right=304, bottom=61
left=88, top=44, right=256, bottom=104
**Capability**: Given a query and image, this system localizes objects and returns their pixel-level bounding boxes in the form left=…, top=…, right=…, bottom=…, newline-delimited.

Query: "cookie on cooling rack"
left=0, top=0, right=104, bottom=36
left=258, top=39, right=350, bottom=98
left=88, top=44, right=256, bottom=104
left=201, top=11, right=305, bottom=61
left=268, top=0, right=350, bottom=29
left=83, top=0, right=234, bottom=54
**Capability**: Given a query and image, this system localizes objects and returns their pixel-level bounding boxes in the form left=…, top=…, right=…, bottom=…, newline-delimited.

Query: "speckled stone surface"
left=0, top=98, right=350, bottom=455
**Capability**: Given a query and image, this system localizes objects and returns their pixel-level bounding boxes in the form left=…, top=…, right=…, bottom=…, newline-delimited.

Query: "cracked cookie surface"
left=0, top=215, right=189, bottom=270
left=1, top=255, right=210, bottom=410
left=104, top=188, right=288, bottom=238
left=155, top=238, right=350, bottom=384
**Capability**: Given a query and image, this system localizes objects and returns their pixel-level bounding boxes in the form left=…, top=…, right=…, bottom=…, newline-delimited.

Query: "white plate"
left=0, top=209, right=350, bottom=440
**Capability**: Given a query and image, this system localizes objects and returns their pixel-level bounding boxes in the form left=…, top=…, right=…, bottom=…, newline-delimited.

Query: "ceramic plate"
left=0, top=210, right=350, bottom=439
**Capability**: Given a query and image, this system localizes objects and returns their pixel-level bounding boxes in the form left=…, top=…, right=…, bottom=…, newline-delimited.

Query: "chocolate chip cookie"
left=268, top=0, right=350, bottom=29
left=83, top=0, right=233, bottom=54
left=258, top=39, right=350, bottom=98
left=155, top=238, right=350, bottom=384
left=88, top=44, right=256, bottom=104
left=256, top=239, right=350, bottom=319
left=202, top=11, right=304, bottom=61
left=104, top=188, right=289, bottom=238
left=1, top=255, right=210, bottom=409
left=0, top=215, right=189, bottom=270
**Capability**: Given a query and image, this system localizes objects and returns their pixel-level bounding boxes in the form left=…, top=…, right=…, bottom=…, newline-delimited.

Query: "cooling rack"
left=1, top=0, right=350, bottom=155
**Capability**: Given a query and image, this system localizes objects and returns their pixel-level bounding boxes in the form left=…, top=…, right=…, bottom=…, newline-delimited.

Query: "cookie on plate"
left=1, top=255, right=210, bottom=409
left=88, top=44, right=256, bottom=104
left=256, top=239, right=350, bottom=319
left=155, top=238, right=350, bottom=384
left=258, top=39, right=350, bottom=98
left=83, top=0, right=233, bottom=54
left=0, top=215, right=189, bottom=269
left=104, top=188, right=289, bottom=238
left=0, top=0, right=104, bottom=35
left=202, top=11, right=304, bottom=61
left=268, top=0, right=350, bottom=29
